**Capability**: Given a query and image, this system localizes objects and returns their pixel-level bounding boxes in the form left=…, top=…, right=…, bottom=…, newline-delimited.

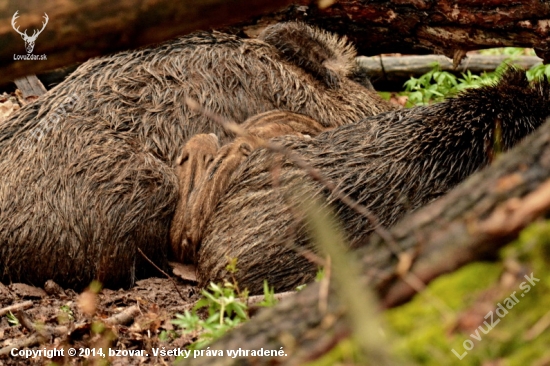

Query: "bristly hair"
left=443, top=67, right=550, bottom=155
left=195, top=68, right=550, bottom=293
left=259, top=22, right=357, bottom=88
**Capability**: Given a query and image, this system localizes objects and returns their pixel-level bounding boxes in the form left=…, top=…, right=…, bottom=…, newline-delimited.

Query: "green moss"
left=384, top=220, right=550, bottom=365
left=386, top=262, right=501, bottom=365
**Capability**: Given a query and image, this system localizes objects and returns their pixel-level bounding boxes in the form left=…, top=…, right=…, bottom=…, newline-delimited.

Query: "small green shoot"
left=172, top=281, right=249, bottom=350
left=315, top=267, right=326, bottom=282
left=59, top=304, right=74, bottom=322
left=6, top=311, right=19, bottom=326
left=258, top=280, right=277, bottom=307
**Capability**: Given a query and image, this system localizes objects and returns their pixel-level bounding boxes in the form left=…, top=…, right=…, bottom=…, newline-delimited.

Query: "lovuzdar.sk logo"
left=11, top=10, right=48, bottom=60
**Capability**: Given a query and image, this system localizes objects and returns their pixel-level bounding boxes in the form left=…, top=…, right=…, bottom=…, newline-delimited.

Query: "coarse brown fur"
left=196, top=69, right=550, bottom=294
left=259, top=22, right=356, bottom=89
left=0, top=22, right=393, bottom=289
left=170, top=111, right=328, bottom=262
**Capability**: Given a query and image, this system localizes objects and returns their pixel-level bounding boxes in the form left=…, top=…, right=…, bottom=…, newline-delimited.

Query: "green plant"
left=526, top=63, right=550, bottom=81
left=172, top=274, right=280, bottom=350
left=172, top=281, right=249, bottom=350
left=403, top=64, right=501, bottom=106
left=315, top=267, right=326, bottom=282
left=6, top=311, right=19, bottom=326
left=59, top=304, right=74, bottom=322
left=479, top=47, right=535, bottom=57
left=402, top=56, right=550, bottom=107
left=403, top=64, right=459, bottom=106
left=258, top=280, right=278, bottom=307
left=158, top=329, right=178, bottom=342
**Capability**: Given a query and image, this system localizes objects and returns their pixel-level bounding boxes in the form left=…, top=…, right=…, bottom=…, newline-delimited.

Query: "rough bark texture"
left=358, top=54, right=542, bottom=90
left=2, top=1, right=550, bottom=85
left=242, top=1, right=550, bottom=61
left=184, top=118, right=550, bottom=365
left=0, top=0, right=295, bottom=85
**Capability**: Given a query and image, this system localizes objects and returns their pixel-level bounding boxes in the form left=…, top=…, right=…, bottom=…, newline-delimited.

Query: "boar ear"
left=238, top=141, right=254, bottom=157
left=259, top=22, right=357, bottom=89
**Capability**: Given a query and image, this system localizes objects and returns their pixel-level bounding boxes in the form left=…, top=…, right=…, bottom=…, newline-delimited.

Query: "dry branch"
left=0, top=300, right=33, bottom=317
left=0, top=305, right=141, bottom=357
left=358, top=54, right=542, bottom=90
left=184, top=117, right=550, bottom=365
left=103, top=304, right=140, bottom=326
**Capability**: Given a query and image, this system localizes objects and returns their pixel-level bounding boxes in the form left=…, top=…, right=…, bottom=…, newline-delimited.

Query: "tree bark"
left=241, top=1, right=550, bottom=61
left=2, top=1, right=550, bottom=85
left=0, top=0, right=295, bottom=85
left=358, top=54, right=542, bottom=91
left=184, top=118, right=550, bottom=365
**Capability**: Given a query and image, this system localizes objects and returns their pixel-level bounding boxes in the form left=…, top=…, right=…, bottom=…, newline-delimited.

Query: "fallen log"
left=2, top=1, right=550, bottom=84
left=0, top=0, right=295, bottom=85
left=358, top=54, right=543, bottom=91
left=242, top=1, right=550, bottom=62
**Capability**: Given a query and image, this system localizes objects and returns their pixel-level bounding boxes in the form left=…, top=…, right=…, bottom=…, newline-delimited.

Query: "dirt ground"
left=0, top=277, right=200, bottom=365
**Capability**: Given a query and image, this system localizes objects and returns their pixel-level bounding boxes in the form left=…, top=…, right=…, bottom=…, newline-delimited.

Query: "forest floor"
left=0, top=277, right=200, bottom=365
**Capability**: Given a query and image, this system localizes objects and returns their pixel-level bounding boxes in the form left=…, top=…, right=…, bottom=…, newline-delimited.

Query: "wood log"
left=14, top=75, right=46, bottom=99
left=242, top=1, right=550, bottom=62
left=0, top=0, right=295, bottom=85
left=2, top=1, right=550, bottom=84
left=358, top=54, right=543, bottom=91
left=184, top=117, right=550, bottom=365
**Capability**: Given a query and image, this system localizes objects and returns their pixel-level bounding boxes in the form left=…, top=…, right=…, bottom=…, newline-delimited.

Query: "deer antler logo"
left=11, top=11, right=49, bottom=54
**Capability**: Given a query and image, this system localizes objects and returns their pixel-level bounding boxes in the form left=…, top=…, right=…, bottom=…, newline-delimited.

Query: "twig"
left=0, top=300, right=33, bottom=316
left=525, top=309, right=550, bottom=341
left=104, top=305, right=141, bottom=326
left=0, top=324, right=69, bottom=356
left=318, top=255, right=331, bottom=314
left=15, top=310, right=36, bottom=332
left=0, top=305, right=142, bottom=357
left=137, top=248, right=187, bottom=302
left=0, top=334, right=42, bottom=356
